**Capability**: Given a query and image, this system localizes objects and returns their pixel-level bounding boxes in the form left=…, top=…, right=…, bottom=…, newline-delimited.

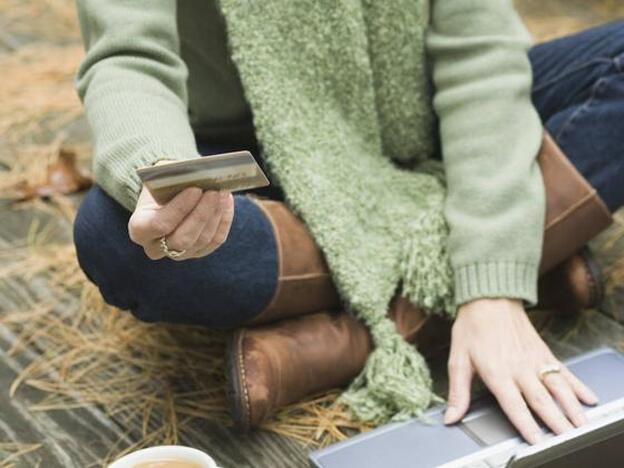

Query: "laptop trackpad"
left=462, top=408, right=520, bottom=446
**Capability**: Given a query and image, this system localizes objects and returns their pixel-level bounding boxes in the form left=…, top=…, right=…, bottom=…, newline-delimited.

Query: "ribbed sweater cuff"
left=84, top=84, right=200, bottom=211
left=454, top=261, right=539, bottom=307
left=107, top=142, right=198, bottom=210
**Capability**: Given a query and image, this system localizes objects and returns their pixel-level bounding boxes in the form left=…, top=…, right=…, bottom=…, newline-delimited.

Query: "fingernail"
left=575, top=411, right=588, bottom=426
left=444, top=406, right=459, bottom=424
left=586, top=390, right=599, bottom=405
left=530, top=431, right=543, bottom=445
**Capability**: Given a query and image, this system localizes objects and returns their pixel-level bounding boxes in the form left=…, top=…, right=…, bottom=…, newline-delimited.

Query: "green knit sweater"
left=75, top=1, right=544, bottom=317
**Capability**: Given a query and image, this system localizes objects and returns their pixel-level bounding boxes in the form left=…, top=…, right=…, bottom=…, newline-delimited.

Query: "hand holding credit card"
left=136, top=151, right=270, bottom=205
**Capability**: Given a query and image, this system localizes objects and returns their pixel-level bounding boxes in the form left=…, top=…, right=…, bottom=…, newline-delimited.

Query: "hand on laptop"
left=444, top=298, right=599, bottom=444
left=128, top=185, right=234, bottom=260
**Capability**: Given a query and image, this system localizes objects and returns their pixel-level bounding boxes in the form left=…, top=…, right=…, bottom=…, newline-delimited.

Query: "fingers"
left=487, top=379, right=543, bottom=445
left=157, top=187, right=204, bottom=232
left=541, top=372, right=587, bottom=427
left=142, top=239, right=166, bottom=261
left=129, top=187, right=203, bottom=245
left=518, top=374, right=574, bottom=435
left=166, top=191, right=223, bottom=253
left=129, top=187, right=235, bottom=261
left=560, top=366, right=599, bottom=406
left=193, top=192, right=234, bottom=257
left=444, top=345, right=474, bottom=424
left=450, top=299, right=597, bottom=446
left=167, top=192, right=234, bottom=259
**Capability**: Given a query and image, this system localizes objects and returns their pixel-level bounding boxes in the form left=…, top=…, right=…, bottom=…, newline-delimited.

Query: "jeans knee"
left=74, top=187, right=138, bottom=311
left=130, top=196, right=279, bottom=328
left=74, top=191, right=278, bottom=329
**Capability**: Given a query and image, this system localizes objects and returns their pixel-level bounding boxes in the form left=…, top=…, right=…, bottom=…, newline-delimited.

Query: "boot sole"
left=226, top=330, right=251, bottom=432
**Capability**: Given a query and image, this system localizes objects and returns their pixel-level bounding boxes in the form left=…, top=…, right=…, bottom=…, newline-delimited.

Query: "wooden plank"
left=0, top=205, right=310, bottom=467
left=0, top=291, right=310, bottom=467
left=0, top=333, right=309, bottom=467
left=0, top=271, right=135, bottom=467
left=0, top=338, right=130, bottom=467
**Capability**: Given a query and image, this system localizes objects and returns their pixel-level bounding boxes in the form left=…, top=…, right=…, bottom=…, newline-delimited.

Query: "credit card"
left=136, top=151, right=270, bottom=204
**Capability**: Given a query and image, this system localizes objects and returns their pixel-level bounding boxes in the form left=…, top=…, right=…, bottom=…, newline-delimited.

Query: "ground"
left=0, top=1, right=623, bottom=467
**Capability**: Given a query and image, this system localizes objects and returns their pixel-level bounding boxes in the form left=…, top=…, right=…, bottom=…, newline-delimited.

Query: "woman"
left=73, top=0, right=623, bottom=443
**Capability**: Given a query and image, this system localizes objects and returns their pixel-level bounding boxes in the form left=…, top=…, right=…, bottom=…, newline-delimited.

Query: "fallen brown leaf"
left=6, top=148, right=92, bottom=201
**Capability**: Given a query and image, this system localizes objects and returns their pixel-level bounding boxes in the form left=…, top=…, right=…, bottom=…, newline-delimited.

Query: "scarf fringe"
left=401, top=207, right=455, bottom=316
left=339, top=313, right=443, bottom=423
left=339, top=208, right=453, bottom=423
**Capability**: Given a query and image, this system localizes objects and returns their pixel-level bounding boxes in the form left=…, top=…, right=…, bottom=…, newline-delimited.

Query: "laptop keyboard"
left=483, top=399, right=624, bottom=468
left=440, top=396, right=624, bottom=468
left=584, top=397, right=624, bottom=422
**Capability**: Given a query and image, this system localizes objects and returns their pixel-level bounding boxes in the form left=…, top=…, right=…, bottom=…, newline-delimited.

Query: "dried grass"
left=0, top=0, right=84, bottom=199
left=0, top=33, right=86, bottom=210
left=0, top=136, right=91, bottom=201
left=603, top=212, right=624, bottom=296
left=524, top=16, right=590, bottom=42
left=515, top=0, right=624, bottom=42
left=0, top=0, right=78, bottom=43
left=0, top=442, right=42, bottom=468
left=0, top=44, right=83, bottom=143
left=0, top=210, right=371, bottom=466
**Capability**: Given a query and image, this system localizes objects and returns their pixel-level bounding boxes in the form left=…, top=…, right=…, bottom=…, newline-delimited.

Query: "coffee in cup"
left=133, top=459, right=201, bottom=468
left=108, top=446, right=219, bottom=468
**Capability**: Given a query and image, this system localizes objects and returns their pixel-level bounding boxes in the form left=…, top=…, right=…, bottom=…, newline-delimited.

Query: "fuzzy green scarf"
left=219, top=0, right=455, bottom=423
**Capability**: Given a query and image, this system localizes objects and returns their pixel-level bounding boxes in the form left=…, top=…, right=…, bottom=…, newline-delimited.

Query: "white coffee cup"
left=108, top=445, right=220, bottom=468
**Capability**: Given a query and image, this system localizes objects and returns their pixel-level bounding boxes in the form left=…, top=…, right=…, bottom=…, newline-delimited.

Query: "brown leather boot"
left=227, top=133, right=613, bottom=431
left=537, top=247, right=605, bottom=314
left=245, top=198, right=341, bottom=325
left=538, top=134, right=612, bottom=273
left=534, top=133, right=612, bottom=312
left=227, top=297, right=450, bottom=431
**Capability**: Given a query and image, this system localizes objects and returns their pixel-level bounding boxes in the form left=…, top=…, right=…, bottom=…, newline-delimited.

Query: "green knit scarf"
left=219, top=0, right=455, bottom=423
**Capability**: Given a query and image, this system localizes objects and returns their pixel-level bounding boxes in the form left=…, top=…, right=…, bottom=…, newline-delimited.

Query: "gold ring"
left=538, top=363, right=562, bottom=381
left=160, top=236, right=186, bottom=259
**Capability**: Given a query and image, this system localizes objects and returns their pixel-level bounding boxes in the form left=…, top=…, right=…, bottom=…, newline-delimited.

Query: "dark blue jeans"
left=74, top=21, right=624, bottom=328
left=530, top=20, right=624, bottom=211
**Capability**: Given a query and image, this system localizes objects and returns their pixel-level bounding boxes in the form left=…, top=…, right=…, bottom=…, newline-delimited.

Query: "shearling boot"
left=227, top=133, right=613, bottom=431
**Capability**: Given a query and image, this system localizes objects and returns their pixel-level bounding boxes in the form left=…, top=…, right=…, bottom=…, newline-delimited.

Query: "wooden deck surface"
left=0, top=207, right=309, bottom=466
left=1, top=1, right=624, bottom=466
left=3, top=206, right=624, bottom=467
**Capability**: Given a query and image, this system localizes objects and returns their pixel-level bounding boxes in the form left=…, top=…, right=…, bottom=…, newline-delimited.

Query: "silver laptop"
left=309, top=347, right=624, bottom=468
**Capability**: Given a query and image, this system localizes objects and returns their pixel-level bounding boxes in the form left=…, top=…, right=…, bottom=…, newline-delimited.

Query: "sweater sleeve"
left=426, top=0, right=545, bottom=306
left=75, top=0, right=200, bottom=211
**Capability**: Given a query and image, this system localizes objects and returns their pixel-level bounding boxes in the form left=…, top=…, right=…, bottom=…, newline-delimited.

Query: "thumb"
left=444, top=350, right=473, bottom=425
